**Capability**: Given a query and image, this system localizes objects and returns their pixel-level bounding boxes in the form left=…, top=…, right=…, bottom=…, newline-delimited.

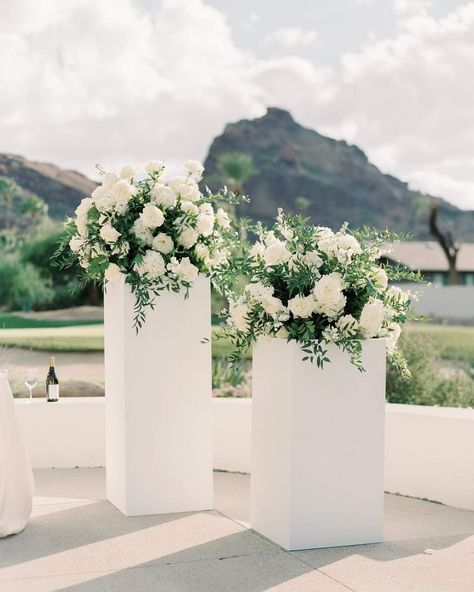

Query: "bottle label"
left=48, top=384, right=59, bottom=401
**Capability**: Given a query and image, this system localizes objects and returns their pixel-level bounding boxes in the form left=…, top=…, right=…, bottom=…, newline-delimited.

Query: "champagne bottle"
left=46, top=356, right=59, bottom=402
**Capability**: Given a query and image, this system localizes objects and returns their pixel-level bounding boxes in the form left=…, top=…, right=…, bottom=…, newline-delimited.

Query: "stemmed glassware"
left=24, top=368, right=38, bottom=402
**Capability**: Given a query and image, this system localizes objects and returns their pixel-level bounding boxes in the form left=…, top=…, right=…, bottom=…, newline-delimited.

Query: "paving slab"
left=0, top=468, right=473, bottom=592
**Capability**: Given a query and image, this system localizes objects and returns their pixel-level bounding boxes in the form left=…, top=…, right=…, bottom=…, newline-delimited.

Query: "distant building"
left=382, top=241, right=474, bottom=286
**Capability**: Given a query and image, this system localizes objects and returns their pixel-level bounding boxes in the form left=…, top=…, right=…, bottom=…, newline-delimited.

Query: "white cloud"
left=0, top=0, right=473, bottom=210
left=264, top=27, right=318, bottom=47
left=393, top=0, right=432, bottom=17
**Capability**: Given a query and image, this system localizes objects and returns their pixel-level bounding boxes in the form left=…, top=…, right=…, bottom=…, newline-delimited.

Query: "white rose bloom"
left=152, top=233, right=174, bottom=255
left=132, top=219, right=154, bottom=245
left=216, top=208, right=231, bottom=229
left=316, top=226, right=334, bottom=241
left=99, top=224, right=121, bottom=244
left=264, top=240, right=291, bottom=266
left=288, top=294, right=317, bottom=318
left=75, top=197, right=93, bottom=219
left=145, top=160, right=165, bottom=175
left=313, top=272, right=346, bottom=318
left=178, top=227, right=199, bottom=249
left=119, top=165, right=135, bottom=180
left=174, top=257, right=199, bottom=283
left=250, top=242, right=265, bottom=258
left=105, top=263, right=122, bottom=283
left=245, top=282, right=274, bottom=300
left=76, top=217, right=88, bottom=237
left=196, top=213, right=214, bottom=237
left=184, top=159, right=204, bottom=180
left=140, top=204, right=165, bottom=229
left=181, top=201, right=199, bottom=215
left=265, top=231, right=278, bottom=246
left=199, top=203, right=214, bottom=215
left=372, top=268, right=388, bottom=291
left=91, top=186, right=107, bottom=201
left=337, top=234, right=361, bottom=254
left=230, top=302, right=250, bottom=333
left=195, top=243, right=210, bottom=260
left=169, top=177, right=201, bottom=202
left=302, top=251, right=323, bottom=269
left=69, top=236, right=84, bottom=253
left=359, top=299, right=385, bottom=337
left=337, top=314, right=359, bottom=334
left=110, top=180, right=137, bottom=212
left=101, top=173, right=119, bottom=188
left=134, top=250, right=166, bottom=279
left=95, top=195, right=116, bottom=213
left=151, top=183, right=176, bottom=208
left=260, top=294, right=287, bottom=319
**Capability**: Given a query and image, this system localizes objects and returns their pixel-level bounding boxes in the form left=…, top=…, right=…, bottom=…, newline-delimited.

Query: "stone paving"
left=0, top=469, right=473, bottom=591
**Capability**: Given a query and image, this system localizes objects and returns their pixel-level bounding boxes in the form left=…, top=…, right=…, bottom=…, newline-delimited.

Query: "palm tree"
left=20, top=194, right=48, bottom=226
left=217, top=152, right=256, bottom=195
left=0, top=177, right=17, bottom=230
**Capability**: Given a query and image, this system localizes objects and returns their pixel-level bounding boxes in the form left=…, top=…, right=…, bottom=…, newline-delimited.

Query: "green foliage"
left=217, top=152, right=256, bottom=193
left=0, top=255, right=53, bottom=310
left=386, top=332, right=474, bottom=407
left=0, top=176, right=48, bottom=232
left=295, top=196, right=311, bottom=212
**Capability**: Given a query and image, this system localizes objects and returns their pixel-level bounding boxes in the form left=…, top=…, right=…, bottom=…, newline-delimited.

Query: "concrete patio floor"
left=1, top=469, right=473, bottom=592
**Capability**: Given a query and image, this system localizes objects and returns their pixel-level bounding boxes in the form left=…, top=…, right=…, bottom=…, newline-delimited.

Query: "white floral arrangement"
left=59, top=160, right=238, bottom=328
left=220, top=210, right=418, bottom=373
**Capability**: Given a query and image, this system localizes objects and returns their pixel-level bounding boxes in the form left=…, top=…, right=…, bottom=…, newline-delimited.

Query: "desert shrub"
left=386, top=332, right=474, bottom=407
left=0, top=255, right=53, bottom=310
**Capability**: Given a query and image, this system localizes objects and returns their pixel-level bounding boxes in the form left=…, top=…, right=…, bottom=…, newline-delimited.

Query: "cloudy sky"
left=1, top=0, right=473, bottom=209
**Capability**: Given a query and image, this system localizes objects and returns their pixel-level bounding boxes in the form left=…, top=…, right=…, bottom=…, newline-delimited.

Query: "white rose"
left=199, top=203, right=214, bottom=215
left=69, top=236, right=84, bottom=253
left=260, top=294, right=287, bottom=319
left=195, top=243, right=210, bottom=260
left=175, top=257, right=199, bottom=283
left=140, top=204, right=165, bottom=229
left=105, top=263, right=122, bottom=283
left=184, top=159, right=204, bottom=179
left=250, top=242, right=265, bottom=258
left=95, top=195, right=116, bottom=213
left=132, top=219, right=153, bottom=245
left=169, top=177, right=201, bottom=202
left=111, top=180, right=137, bottom=207
left=101, top=173, right=119, bottom=188
left=359, top=299, right=385, bottom=338
left=313, top=272, right=346, bottom=318
left=196, top=213, right=214, bottom=237
left=151, top=183, right=176, bottom=208
left=337, top=314, right=359, bottom=334
left=288, top=294, right=316, bottom=318
left=134, top=250, right=166, bottom=279
left=302, top=251, right=323, bottom=269
left=145, top=160, right=165, bottom=175
left=316, top=226, right=334, bottom=240
left=75, top=197, right=93, bottom=219
left=264, top=240, right=291, bottom=266
left=152, top=233, right=174, bottom=255
left=178, top=227, right=199, bottom=249
left=216, top=208, right=231, bottom=229
left=230, top=302, right=250, bottom=333
left=99, top=224, right=121, bottom=244
left=245, top=282, right=274, bottom=300
left=181, top=201, right=199, bottom=215
left=119, top=165, right=135, bottom=180
left=372, top=268, right=388, bottom=291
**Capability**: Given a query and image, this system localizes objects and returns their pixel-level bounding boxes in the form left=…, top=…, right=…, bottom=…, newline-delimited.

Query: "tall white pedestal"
left=104, top=275, right=213, bottom=516
left=251, top=338, right=386, bottom=550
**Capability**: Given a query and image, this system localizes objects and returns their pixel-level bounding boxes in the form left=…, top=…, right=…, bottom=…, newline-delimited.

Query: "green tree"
left=0, top=176, right=17, bottom=230
left=20, top=194, right=48, bottom=226
left=217, top=152, right=256, bottom=195
left=295, top=196, right=311, bottom=212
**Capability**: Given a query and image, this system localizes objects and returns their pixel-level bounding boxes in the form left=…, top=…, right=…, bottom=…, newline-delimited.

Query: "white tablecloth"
left=0, top=374, right=34, bottom=537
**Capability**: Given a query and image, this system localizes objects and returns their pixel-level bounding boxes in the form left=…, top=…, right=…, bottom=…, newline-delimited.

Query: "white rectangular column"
left=105, top=275, right=213, bottom=516
left=251, top=338, right=386, bottom=550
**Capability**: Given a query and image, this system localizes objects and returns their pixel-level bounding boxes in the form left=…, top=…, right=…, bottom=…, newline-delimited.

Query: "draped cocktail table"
left=0, top=373, right=34, bottom=537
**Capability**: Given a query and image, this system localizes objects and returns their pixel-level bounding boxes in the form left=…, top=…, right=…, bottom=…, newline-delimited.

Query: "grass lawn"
left=0, top=312, right=103, bottom=330
left=0, top=320, right=472, bottom=363
left=405, top=323, right=474, bottom=363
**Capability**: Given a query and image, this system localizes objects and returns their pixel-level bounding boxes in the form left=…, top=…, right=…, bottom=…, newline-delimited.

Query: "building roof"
left=383, top=241, right=474, bottom=272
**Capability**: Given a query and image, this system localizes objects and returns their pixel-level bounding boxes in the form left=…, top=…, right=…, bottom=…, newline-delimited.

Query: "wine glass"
left=25, top=368, right=37, bottom=401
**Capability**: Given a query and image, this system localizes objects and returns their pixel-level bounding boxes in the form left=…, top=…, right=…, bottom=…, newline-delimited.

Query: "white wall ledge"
left=14, top=397, right=474, bottom=511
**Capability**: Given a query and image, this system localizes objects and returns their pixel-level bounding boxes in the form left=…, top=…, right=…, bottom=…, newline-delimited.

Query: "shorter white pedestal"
left=105, top=275, right=213, bottom=516
left=250, top=338, right=386, bottom=550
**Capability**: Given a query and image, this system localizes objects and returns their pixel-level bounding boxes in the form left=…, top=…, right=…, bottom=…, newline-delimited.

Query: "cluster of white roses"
left=226, top=211, right=412, bottom=367
left=66, top=160, right=233, bottom=324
